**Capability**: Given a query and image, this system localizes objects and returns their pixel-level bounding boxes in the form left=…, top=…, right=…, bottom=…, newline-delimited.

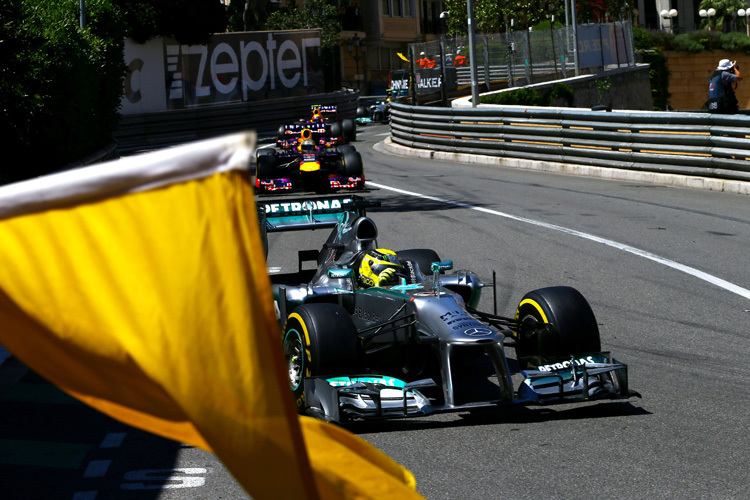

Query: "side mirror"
left=431, top=260, right=453, bottom=272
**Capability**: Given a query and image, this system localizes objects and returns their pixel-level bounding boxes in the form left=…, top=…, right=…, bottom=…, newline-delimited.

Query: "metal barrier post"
left=467, top=0, right=480, bottom=107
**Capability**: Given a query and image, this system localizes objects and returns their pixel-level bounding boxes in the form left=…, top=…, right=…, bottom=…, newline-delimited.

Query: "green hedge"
left=0, top=0, right=127, bottom=184
left=637, top=28, right=750, bottom=54
left=479, top=83, right=575, bottom=107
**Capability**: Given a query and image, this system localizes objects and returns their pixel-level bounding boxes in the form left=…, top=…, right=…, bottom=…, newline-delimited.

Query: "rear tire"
left=256, top=148, right=274, bottom=161
left=282, top=304, right=360, bottom=411
left=514, top=286, right=601, bottom=370
left=342, top=118, right=356, bottom=142
left=336, top=144, right=356, bottom=155
left=342, top=150, right=363, bottom=177
left=330, top=122, right=342, bottom=140
left=277, top=125, right=286, bottom=140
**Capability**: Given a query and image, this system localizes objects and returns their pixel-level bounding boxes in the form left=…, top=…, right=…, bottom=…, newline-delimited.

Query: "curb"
left=382, top=137, right=750, bottom=196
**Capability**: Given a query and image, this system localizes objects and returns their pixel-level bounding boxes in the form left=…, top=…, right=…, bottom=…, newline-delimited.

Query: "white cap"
left=717, top=59, right=734, bottom=71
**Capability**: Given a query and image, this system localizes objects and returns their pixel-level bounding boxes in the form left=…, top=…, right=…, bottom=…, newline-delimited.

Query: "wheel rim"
left=283, top=329, right=304, bottom=390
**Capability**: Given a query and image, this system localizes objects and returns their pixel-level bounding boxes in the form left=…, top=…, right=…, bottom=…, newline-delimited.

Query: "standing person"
left=708, top=59, right=743, bottom=114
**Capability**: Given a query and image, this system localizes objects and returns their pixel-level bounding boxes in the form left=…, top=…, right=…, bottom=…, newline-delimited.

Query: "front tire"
left=514, top=286, right=601, bottom=370
left=256, top=154, right=276, bottom=181
left=282, top=304, right=360, bottom=412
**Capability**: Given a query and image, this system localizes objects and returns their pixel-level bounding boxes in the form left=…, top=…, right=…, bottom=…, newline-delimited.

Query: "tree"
left=0, top=0, right=126, bottom=183
left=698, top=0, right=746, bottom=32
left=264, top=0, right=341, bottom=49
left=113, top=0, right=227, bottom=45
left=264, top=0, right=342, bottom=92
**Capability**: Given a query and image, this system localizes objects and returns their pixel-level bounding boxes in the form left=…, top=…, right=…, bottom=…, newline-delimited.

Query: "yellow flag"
left=0, top=132, right=424, bottom=500
left=397, top=52, right=410, bottom=62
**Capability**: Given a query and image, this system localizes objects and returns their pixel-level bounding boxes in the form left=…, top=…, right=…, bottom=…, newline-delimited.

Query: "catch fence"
left=402, top=22, right=634, bottom=104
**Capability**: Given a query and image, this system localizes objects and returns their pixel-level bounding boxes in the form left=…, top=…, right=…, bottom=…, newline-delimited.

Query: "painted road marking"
left=83, top=459, right=111, bottom=478
left=368, top=181, right=750, bottom=301
left=99, top=432, right=126, bottom=449
left=72, top=492, right=97, bottom=500
left=121, top=468, right=208, bottom=490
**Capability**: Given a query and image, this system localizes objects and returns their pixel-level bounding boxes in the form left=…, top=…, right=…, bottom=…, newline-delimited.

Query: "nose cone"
left=413, top=293, right=503, bottom=342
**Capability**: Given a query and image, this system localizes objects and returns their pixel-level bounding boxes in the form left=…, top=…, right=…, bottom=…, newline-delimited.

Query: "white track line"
left=368, top=181, right=750, bottom=300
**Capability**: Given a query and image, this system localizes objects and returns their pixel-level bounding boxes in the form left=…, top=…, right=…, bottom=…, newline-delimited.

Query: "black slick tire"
left=282, top=303, right=360, bottom=412
left=514, top=286, right=601, bottom=370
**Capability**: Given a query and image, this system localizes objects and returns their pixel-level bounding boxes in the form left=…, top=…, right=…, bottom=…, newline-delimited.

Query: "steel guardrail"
left=389, top=102, right=750, bottom=182
left=114, top=90, right=359, bottom=152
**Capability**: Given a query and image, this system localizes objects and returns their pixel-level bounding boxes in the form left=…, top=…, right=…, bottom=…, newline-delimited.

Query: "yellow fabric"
left=0, top=139, right=425, bottom=499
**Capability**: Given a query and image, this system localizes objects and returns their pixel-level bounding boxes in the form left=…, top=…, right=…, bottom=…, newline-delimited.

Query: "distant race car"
left=356, top=90, right=403, bottom=125
left=260, top=195, right=640, bottom=422
left=278, top=104, right=356, bottom=146
left=255, top=130, right=364, bottom=193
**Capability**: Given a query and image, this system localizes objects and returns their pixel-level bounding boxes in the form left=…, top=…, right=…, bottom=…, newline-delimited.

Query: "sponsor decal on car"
left=264, top=197, right=353, bottom=214
left=353, top=306, right=382, bottom=323
left=536, top=355, right=597, bottom=372
left=391, top=284, right=424, bottom=291
left=326, top=376, right=406, bottom=388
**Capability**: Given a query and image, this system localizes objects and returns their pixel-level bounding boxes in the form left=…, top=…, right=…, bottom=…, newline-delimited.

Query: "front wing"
left=302, top=353, right=640, bottom=422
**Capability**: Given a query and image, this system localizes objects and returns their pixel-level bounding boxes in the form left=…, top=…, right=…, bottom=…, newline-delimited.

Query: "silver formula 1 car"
left=261, top=195, right=639, bottom=422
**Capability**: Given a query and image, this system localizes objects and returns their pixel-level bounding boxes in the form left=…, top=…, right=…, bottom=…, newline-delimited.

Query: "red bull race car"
left=255, top=129, right=364, bottom=193
left=277, top=104, right=356, bottom=147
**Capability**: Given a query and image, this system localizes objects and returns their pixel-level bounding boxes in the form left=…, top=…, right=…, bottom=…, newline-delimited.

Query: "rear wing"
left=259, top=195, right=380, bottom=233
left=311, top=104, right=339, bottom=120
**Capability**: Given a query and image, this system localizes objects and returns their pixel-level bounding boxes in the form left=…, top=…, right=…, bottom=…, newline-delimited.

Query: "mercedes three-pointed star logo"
left=463, top=326, right=494, bottom=336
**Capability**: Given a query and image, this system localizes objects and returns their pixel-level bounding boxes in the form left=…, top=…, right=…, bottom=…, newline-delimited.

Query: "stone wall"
left=665, top=51, right=750, bottom=111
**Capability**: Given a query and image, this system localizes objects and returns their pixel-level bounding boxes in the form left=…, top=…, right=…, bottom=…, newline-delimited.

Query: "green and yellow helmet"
left=358, top=248, right=402, bottom=287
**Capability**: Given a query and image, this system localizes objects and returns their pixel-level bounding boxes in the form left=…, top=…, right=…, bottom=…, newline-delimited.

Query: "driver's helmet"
left=300, top=139, right=316, bottom=152
left=358, top=249, right=402, bottom=288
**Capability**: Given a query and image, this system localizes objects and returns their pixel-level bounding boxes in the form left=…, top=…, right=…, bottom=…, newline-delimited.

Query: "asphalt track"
left=318, top=124, right=749, bottom=500
left=3, top=124, right=750, bottom=499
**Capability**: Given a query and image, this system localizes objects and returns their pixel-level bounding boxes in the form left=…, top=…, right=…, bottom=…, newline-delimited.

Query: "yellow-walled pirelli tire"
left=282, top=303, right=360, bottom=412
left=514, top=286, right=601, bottom=370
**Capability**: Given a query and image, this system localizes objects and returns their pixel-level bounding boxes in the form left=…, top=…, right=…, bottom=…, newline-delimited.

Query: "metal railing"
left=389, top=102, right=750, bottom=182
left=408, top=22, right=635, bottom=97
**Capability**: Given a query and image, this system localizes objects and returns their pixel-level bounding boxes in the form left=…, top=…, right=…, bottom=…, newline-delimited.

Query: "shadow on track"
left=343, top=402, right=650, bottom=436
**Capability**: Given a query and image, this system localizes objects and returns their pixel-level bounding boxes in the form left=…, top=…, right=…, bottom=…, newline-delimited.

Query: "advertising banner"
left=121, top=30, right=323, bottom=115
left=577, top=24, right=628, bottom=70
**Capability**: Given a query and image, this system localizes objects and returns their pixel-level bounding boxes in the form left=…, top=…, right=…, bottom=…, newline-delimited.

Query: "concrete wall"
left=665, top=51, right=750, bottom=111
